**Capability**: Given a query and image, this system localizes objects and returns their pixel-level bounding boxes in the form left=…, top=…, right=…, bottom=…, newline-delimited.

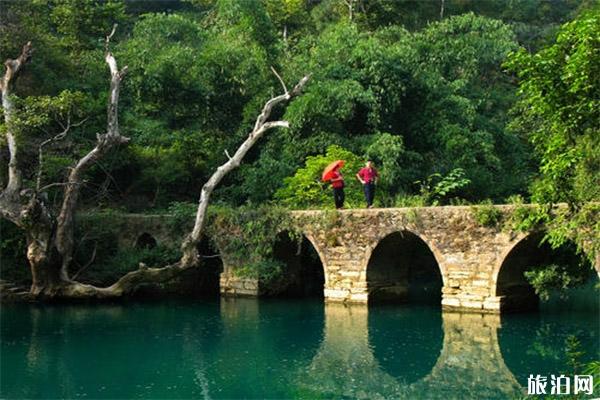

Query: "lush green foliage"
left=505, top=7, right=599, bottom=293
left=471, top=201, right=503, bottom=227
left=506, top=7, right=600, bottom=206
left=204, top=205, right=299, bottom=282
left=2, top=0, right=589, bottom=210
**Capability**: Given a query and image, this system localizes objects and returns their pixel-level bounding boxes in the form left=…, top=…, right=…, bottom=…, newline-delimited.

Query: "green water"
left=1, top=299, right=598, bottom=399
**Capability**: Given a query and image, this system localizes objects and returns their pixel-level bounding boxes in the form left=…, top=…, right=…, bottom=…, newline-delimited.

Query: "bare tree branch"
left=179, top=73, right=310, bottom=266
left=1, top=41, right=33, bottom=194
left=36, top=117, right=88, bottom=191
left=54, top=27, right=129, bottom=279
left=72, top=243, right=97, bottom=280
left=105, top=24, right=117, bottom=52
left=38, top=182, right=73, bottom=192
left=270, top=67, right=288, bottom=94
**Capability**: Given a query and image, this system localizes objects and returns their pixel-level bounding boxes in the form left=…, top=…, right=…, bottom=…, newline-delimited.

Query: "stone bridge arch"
left=134, top=232, right=158, bottom=249
left=292, top=207, right=524, bottom=309
left=219, top=228, right=328, bottom=298
left=491, top=231, right=599, bottom=312
left=364, top=228, right=446, bottom=304
left=179, top=205, right=597, bottom=312
left=365, top=227, right=448, bottom=285
left=111, top=214, right=182, bottom=250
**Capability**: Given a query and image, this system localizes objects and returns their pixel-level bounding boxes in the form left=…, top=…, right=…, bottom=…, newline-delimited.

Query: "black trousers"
left=363, top=183, right=375, bottom=207
left=333, top=187, right=345, bottom=209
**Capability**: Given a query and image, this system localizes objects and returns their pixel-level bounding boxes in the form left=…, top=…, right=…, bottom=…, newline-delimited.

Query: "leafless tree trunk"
left=342, top=0, right=354, bottom=21
left=440, top=0, right=445, bottom=20
left=0, top=41, right=60, bottom=295
left=0, top=42, right=32, bottom=195
left=0, top=27, right=130, bottom=297
left=58, top=71, right=309, bottom=299
left=180, top=70, right=309, bottom=266
left=55, top=26, right=129, bottom=278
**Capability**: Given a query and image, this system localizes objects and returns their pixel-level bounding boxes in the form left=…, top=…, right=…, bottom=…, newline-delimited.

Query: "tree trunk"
left=0, top=42, right=31, bottom=195
left=55, top=28, right=129, bottom=278
left=180, top=73, right=309, bottom=266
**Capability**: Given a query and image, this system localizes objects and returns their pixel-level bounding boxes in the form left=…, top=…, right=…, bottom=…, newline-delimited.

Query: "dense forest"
left=0, top=0, right=598, bottom=296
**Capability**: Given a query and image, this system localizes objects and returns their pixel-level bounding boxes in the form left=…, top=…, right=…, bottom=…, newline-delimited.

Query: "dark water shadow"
left=368, top=305, right=443, bottom=385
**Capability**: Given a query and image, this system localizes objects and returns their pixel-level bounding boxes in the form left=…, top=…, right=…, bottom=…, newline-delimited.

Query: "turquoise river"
left=1, top=299, right=598, bottom=399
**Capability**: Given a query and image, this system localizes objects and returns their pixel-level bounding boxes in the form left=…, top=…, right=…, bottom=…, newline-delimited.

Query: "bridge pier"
left=320, top=244, right=371, bottom=303
left=219, top=270, right=261, bottom=297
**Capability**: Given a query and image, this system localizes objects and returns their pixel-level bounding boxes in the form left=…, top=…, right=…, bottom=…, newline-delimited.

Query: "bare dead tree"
left=179, top=69, right=310, bottom=266
left=54, top=25, right=129, bottom=279
left=0, top=26, right=130, bottom=297
left=0, top=28, right=309, bottom=299
left=1, top=42, right=32, bottom=196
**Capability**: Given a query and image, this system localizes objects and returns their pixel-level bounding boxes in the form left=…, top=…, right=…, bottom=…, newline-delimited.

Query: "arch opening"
left=193, top=237, right=224, bottom=297
left=135, top=232, right=157, bottom=249
left=367, top=231, right=442, bottom=305
left=496, top=234, right=597, bottom=312
left=266, top=232, right=325, bottom=298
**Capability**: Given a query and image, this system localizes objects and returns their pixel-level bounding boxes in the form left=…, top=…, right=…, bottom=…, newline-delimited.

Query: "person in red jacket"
left=356, top=160, right=379, bottom=208
left=330, top=166, right=345, bottom=209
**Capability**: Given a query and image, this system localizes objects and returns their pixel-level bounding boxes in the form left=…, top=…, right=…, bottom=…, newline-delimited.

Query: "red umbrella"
left=322, top=160, right=345, bottom=182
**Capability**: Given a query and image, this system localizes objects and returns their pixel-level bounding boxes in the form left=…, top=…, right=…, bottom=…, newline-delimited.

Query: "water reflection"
left=207, top=298, right=324, bottom=398
left=1, top=300, right=598, bottom=399
left=369, top=306, right=443, bottom=385
left=297, top=304, right=523, bottom=399
left=296, top=304, right=403, bottom=398
left=413, top=312, right=522, bottom=399
left=499, top=311, right=600, bottom=387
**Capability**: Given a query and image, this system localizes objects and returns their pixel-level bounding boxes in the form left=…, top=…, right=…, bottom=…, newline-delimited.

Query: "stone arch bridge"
left=106, top=205, right=598, bottom=313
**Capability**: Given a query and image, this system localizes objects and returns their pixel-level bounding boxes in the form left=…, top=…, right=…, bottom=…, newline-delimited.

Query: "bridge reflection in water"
left=4, top=299, right=596, bottom=399
left=296, top=303, right=523, bottom=399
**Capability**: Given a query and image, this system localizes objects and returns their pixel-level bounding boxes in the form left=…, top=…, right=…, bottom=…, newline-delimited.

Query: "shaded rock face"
left=92, top=206, right=597, bottom=312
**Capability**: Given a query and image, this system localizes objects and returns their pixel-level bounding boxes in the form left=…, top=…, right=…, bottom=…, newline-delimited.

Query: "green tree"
left=506, top=7, right=599, bottom=288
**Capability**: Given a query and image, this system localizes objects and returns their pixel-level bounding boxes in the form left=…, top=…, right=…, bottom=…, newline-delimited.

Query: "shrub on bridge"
left=205, top=204, right=300, bottom=283
left=471, top=201, right=503, bottom=227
